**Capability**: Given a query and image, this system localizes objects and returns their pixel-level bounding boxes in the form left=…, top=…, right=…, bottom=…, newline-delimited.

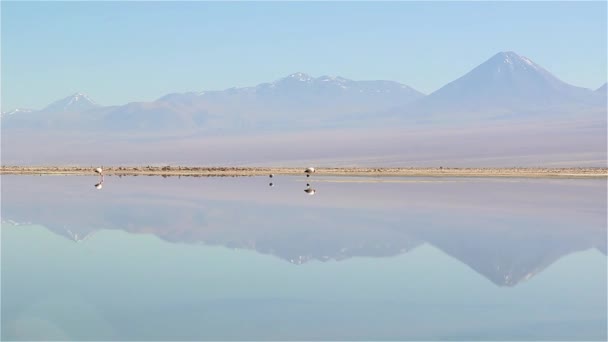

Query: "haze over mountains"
left=1, top=51, right=606, bottom=166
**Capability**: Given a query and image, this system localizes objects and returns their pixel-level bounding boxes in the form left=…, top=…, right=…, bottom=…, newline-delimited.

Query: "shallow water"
left=1, top=175, right=606, bottom=340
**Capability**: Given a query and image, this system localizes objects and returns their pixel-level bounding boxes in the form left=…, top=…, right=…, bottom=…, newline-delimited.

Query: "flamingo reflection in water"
left=94, top=167, right=104, bottom=190
left=304, top=184, right=316, bottom=195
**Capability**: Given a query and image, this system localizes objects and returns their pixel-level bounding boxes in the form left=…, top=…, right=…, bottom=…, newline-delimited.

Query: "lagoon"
left=1, top=175, right=606, bottom=340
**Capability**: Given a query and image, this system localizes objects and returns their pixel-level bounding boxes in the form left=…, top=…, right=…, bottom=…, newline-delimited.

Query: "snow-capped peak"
left=67, top=92, right=97, bottom=106
left=318, top=75, right=350, bottom=83
left=519, top=56, right=537, bottom=68
left=488, top=51, right=542, bottom=72
left=286, top=72, right=313, bottom=82
left=42, top=92, right=99, bottom=112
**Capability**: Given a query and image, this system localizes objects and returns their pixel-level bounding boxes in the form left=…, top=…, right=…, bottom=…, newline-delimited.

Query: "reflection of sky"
left=1, top=175, right=607, bottom=340
left=2, top=227, right=606, bottom=340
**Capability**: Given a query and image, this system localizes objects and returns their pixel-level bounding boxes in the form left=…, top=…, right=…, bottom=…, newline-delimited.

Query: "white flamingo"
left=305, top=167, right=315, bottom=178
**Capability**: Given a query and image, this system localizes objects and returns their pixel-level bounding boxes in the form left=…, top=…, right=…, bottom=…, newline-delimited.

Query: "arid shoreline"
left=1, top=166, right=606, bottom=178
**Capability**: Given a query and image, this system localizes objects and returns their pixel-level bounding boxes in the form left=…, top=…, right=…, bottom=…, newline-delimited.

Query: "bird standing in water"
left=305, top=167, right=315, bottom=178
left=94, top=167, right=104, bottom=189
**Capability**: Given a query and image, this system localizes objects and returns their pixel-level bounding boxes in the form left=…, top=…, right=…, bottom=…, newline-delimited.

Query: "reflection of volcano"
left=1, top=175, right=606, bottom=286
left=64, top=228, right=96, bottom=242
left=411, top=223, right=606, bottom=286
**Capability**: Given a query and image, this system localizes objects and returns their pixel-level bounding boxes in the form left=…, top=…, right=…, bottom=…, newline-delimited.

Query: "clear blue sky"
left=1, top=1, right=606, bottom=111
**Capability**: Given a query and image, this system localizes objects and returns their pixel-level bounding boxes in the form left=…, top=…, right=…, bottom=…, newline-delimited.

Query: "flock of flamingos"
left=93, top=167, right=317, bottom=195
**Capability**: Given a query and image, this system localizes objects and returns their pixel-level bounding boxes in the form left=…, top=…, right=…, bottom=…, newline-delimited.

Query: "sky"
left=1, top=1, right=606, bottom=111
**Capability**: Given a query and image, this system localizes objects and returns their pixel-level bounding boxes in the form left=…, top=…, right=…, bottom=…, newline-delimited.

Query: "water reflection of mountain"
left=1, top=175, right=606, bottom=286
left=412, top=224, right=605, bottom=286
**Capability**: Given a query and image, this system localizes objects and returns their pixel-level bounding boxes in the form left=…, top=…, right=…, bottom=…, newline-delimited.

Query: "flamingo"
left=305, top=167, right=315, bottom=178
left=94, top=167, right=104, bottom=185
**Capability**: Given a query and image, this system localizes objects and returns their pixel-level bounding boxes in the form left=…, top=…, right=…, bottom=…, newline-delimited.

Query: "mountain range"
left=2, top=51, right=606, bottom=167
left=2, top=51, right=606, bottom=134
left=1, top=73, right=424, bottom=133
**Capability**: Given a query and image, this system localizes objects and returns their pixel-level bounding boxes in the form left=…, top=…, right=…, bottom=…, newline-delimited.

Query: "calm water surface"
left=1, top=175, right=606, bottom=340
